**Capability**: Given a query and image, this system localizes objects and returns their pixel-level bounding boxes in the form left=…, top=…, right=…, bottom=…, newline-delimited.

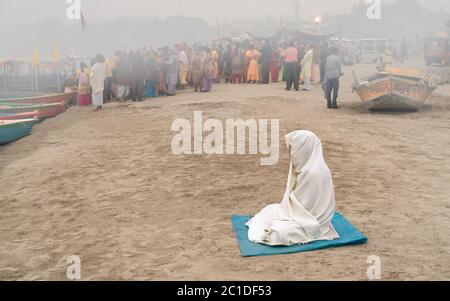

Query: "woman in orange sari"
left=246, top=46, right=261, bottom=83
left=210, top=47, right=220, bottom=82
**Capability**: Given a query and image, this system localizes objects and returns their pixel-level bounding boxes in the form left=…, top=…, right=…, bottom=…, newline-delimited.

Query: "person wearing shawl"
left=190, top=48, right=205, bottom=92
left=246, top=130, right=339, bottom=246
left=202, top=48, right=215, bottom=92
left=301, top=45, right=314, bottom=91
left=144, top=50, right=160, bottom=98
left=231, top=45, right=245, bottom=84
left=246, top=46, right=262, bottom=83
left=177, top=44, right=189, bottom=89
left=165, top=49, right=179, bottom=96
left=210, top=46, right=220, bottom=82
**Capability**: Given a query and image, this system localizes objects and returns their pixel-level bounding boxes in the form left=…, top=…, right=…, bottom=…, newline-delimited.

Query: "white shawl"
left=246, top=130, right=339, bottom=246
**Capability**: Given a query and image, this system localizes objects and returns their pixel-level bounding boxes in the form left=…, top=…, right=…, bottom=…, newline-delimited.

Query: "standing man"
left=131, top=50, right=146, bottom=101
left=260, top=40, right=272, bottom=84
left=284, top=42, right=299, bottom=91
left=91, top=54, right=106, bottom=111
left=325, top=47, right=343, bottom=109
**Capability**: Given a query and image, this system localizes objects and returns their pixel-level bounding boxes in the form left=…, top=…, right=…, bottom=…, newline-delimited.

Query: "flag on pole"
left=81, top=11, right=87, bottom=31
left=32, top=47, right=39, bottom=67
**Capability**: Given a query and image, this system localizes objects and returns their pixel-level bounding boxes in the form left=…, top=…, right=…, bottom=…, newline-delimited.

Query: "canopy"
left=293, top=29, right=338, bottom=43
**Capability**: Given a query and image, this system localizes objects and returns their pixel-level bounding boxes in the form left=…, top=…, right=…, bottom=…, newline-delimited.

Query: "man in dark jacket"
left=325, top=47, right=343, bottom=109
left=130, top=50, right=146, bottom=101
left=260, top=40, right=272, bottom=84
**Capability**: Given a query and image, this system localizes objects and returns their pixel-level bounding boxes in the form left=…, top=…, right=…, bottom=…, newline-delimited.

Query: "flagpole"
left=217, top=17, right=220, bottom=40
left=34, top=66, right=39, bottom=93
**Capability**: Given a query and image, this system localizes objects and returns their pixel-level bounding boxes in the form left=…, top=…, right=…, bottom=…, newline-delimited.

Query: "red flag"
left=81, top=11, right=87, bottom=31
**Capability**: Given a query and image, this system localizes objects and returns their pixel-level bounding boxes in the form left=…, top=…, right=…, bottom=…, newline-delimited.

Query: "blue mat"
left=232, top=212, right=368, bottom=257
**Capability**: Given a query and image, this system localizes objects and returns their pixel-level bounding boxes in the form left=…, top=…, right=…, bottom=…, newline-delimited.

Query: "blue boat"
left=0, top=119, right=37, bottom=145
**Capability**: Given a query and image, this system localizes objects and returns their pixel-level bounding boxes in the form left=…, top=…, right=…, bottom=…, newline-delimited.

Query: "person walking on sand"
left=90, top=54, right=106, bottom=111
left=325, top=47, right=343, bottom=109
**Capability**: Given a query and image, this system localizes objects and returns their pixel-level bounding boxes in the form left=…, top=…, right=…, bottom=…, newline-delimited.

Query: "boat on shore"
left=353, top=68, right=436, bottom=111
left=0, top=102, right=65, bottom=119
left=0, top=119, right=37, bottom=144
left=0, top=92, right=74, bottom=105
left=0, top=110, right=39, bottom=120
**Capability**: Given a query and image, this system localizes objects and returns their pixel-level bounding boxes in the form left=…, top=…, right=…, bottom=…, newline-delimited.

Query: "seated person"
left=247, top=130, right=339, bottom=246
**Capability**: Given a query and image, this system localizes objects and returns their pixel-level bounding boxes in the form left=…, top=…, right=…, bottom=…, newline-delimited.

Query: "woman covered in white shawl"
left=246, top=130, right=339, bottom=246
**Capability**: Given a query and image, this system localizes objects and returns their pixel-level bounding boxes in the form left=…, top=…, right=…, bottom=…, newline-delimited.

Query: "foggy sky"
left=1, top=0, right=449, bottom=57
left=1, top=0, right=449, bottom=25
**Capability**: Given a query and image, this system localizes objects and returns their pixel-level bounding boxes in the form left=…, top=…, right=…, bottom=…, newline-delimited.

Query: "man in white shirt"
left=91, top=54, right=106, bottom=111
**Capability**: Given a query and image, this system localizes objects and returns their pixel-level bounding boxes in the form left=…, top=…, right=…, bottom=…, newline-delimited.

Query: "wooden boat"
left=0, top=110, right=39, bottom=120
left=353, top=69, right=436, bottom=111
left=0, top=92, right=74, bottom=105
left=0, top=119, right=37, bottom=144
left=0, top=102, right=65, bottom=119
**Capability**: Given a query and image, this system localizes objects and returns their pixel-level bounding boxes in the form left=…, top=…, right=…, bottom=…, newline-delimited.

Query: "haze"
left=1, top=0, right=449, bottom=57
left=1, top=0, right=449, bottom=24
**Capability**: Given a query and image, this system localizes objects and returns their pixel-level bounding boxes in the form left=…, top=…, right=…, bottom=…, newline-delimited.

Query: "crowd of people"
left=64, top=39, right=349, bottom=111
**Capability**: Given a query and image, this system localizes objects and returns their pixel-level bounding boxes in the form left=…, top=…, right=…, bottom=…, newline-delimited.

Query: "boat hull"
left=0, top=119, right=37, bottom=144
left=0, top=110, right=39, bottom=120
left=0, top=103, right=65, bottom=119
left=354, top=75, right=436, bottom=111
left=0, top=92, right=74, bottom=105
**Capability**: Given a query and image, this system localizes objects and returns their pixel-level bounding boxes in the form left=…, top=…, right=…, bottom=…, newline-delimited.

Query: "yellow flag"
left=32, top=47, right=39, bottom=67
left=52, top=45, right=61, bottom=61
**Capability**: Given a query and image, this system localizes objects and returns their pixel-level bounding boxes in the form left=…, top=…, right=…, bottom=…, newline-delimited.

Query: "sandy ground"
left=0, top=63, right=449, bottom=280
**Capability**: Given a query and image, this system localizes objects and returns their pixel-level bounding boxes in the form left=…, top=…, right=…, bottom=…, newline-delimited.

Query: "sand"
left=0, top=63, right=449, bottom=280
